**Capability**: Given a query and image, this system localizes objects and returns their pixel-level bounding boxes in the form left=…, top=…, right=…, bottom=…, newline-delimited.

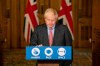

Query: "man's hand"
left=37, top=44, right=43, bottom=47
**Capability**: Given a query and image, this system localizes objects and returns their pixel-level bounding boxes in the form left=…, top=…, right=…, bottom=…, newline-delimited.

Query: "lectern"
left=38, top=63, right=59, bottom=66
left=26, top=46, right=72, bottom=66
left=38, top=61, right=59, bottom=66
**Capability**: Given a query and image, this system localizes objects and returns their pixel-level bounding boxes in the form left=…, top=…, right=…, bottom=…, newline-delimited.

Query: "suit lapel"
left=43, top=24, right=49, bottom=46
left=53, top=24, right=59, bottom=46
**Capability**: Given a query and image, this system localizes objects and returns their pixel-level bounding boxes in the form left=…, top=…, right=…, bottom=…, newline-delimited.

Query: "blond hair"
left=44, top=8, right=58, bottom=19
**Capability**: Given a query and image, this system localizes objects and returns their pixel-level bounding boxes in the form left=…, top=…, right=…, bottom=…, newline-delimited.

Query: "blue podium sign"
left=26, top=46, right=72, bottom=60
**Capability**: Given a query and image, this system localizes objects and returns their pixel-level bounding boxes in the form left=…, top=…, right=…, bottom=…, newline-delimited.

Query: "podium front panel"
left=26, top=46, right=72, bottom=60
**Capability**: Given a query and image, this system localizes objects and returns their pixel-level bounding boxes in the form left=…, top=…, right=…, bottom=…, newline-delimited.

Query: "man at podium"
left=30, top=8, right=72, bottom=66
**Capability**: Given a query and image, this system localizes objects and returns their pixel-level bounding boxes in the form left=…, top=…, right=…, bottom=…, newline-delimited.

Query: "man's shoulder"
left=35, top=24, right=46, bottom=30
left=56, top=23, right=68, bottom=29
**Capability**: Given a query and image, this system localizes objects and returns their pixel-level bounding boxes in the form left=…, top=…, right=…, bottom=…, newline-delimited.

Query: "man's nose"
left=49, top=21, right=53, bottom=24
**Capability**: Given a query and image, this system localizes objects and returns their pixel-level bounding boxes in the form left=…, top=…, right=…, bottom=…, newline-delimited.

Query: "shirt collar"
left=47, top=25, right=55, bottom=30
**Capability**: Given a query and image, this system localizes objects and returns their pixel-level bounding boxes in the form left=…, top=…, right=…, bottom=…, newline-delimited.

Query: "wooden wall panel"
left=92, top=0, right=100, bottom=65
left=72, top=0, right=79, bottom=47
left=20, top=0, right=28, bottom=48
left=0, top=0, right=3, bottom=40
left=1, top=0, right=11, bottom=49
left=78, top=17, right=92, bottom=48
left=0, top=0, right=28, bottom=48
left=82, top=0, right=87, bottom=16
left=0, top=1, right=3, bottom=65
left=3, top=0, right=11, bottom=48
left=78, top=0, right=92, bottom=17
left=73, top=0, right=92, bottom=48
left=50, top=0, right=61, bottom=12
left=10, top=0, right=20, bottom=48
left=5, top=0, right=11, bottom=48
left=77, top=0, right=92, bottom=48
left=88, top=0, right=92, bottom=17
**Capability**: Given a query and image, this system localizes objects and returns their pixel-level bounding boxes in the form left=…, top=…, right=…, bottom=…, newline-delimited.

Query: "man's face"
left=45, top=13, right=57, bottom=28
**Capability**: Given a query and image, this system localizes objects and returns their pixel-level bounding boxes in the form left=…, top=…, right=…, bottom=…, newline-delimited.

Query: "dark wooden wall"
left=92, top=0, right=100, bottom=66
left=0, top=0, right=27, bottom=49
left=73, top=0, right=92, bottom=48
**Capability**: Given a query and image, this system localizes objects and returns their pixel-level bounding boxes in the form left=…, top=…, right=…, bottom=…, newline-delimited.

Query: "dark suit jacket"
left=30, top=23, right=73, bottom=66
left=30, top=23, right=72, bottom=46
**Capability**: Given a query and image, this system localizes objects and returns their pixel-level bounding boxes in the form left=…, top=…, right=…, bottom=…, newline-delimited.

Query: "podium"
left=38, top=63, right=59, bottom=66
left=26, top=46, right=72, bottom=66
left=38, top=61, right=59, bottom=66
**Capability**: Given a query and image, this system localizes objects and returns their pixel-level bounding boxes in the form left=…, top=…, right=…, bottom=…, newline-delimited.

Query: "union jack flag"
left=58, top=0, right=74, bottom=40
left=24, top=0, right=39, bottom=43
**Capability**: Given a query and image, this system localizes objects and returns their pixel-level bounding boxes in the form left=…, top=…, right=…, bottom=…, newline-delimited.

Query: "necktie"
left=49, top=28, right=53, bottom=46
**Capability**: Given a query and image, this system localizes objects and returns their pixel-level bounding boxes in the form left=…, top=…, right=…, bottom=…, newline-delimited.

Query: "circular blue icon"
left=45, top=48, right=53, bottom=56
left=31, top=48, right=40, bottom=56
left=57, top=48, right=66, bottom=56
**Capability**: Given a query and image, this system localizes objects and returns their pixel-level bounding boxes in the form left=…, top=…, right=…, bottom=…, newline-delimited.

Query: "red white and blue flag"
left=58, top=0, right=74, bottom=40
left=24, top=0, right=39, bottom=43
